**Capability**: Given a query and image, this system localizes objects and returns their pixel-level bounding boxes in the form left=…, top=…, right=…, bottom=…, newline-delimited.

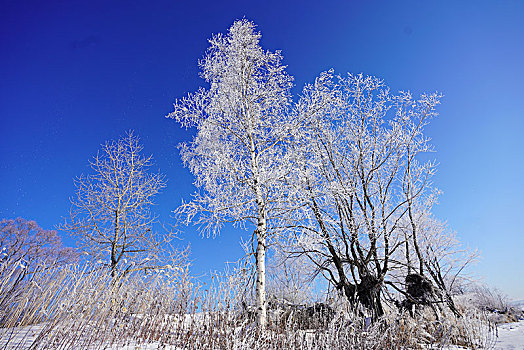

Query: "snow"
left=2, top=320, right=524, bottom=349
left=492, top=321, right=524, bottom=350
left=0, top=324, right=44, bottom=349
left=438, top=321, right=524, bottom=350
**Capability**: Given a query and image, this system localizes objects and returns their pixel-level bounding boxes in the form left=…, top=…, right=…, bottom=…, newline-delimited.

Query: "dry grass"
left=0, top=261, right=496, bottom=349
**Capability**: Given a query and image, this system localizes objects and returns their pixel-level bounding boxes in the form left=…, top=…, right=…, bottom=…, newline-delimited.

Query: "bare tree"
left=0, top=217, right=77, bottom=311
left=266, top=245, right=320, bottom=305
left=406, top=210, right=479, bottom=316
left=65, top=132, right=177, bottom=278
left=1, top=218, right=77, bottom=269
left=289, top=72, right=442, bottom=319
left=167, top=19, right=295, bottom=329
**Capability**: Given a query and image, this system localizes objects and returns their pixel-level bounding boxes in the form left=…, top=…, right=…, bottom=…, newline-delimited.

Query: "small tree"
left=0, top=218, right=77, bottom=306
left=407, top=211, right=478, bottom=315
left=167, top=19, right=295, bottom=329
left=65, top=132, right=176, bottom=278
left=266, top=246, right=319, bottom=305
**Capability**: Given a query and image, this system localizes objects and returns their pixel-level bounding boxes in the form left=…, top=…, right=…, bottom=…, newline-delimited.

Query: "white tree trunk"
left=250, top=131, right=267, bottom=330
left=255, top=217, right=267, bottom=330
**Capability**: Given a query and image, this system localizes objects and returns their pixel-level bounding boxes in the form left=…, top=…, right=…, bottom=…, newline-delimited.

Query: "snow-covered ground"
left=441, top=321, right=524, bottom=350
left=492, top=321, right=524, bottom=350
left=0, top=324, right=44, bottom=349
left=2, top=320, right=524, bottom=349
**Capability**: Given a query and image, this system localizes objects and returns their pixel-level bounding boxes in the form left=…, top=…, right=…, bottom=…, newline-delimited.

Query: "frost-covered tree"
left=290, top=72, right=442, bottom=319
left=402, top=209, right=478, bottom=315
left=266, top=246, right=319, bottom=305
left=167, top=19, right=295, bottom=329
left=1, top=218, right=77, bottom=269
left=0, top=218, right=77, bottom=305
left=65, top=132, right=179, bottom=279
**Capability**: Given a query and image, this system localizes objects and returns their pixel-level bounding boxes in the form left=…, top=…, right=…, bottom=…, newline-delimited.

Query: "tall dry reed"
left=0, top=260, right=495, bottom=349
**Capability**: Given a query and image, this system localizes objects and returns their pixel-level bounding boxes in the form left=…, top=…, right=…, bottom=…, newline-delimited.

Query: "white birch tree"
left=167, top=19, right=294, bottom=329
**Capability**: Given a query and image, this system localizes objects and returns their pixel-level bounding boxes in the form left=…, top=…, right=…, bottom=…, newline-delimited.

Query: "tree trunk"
left=253, top=168, right=267, bottom=330
left=408, top=204, right=424, bottom=275
left=111, top=210, right=119, bottom=278
left=255, top=224, right=267, bottom=331
left=357, top=274, right=384, bottom=320
left=249, top=117, right=268, bottom=330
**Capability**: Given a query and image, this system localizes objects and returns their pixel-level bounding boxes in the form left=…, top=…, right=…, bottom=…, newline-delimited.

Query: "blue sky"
left=1, top=0, right=523, bottom=299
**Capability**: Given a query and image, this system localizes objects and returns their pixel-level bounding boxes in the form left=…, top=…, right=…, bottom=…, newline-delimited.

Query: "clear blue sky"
left=1, top=0, right=523, bottom=299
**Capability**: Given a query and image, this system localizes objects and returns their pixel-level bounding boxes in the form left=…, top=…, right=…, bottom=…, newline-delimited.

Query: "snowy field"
left=439, top=321, right=524, bottom=350
left=492, top=321, right=524, bottom=350
left=2, top=320, right=523, bottom=349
